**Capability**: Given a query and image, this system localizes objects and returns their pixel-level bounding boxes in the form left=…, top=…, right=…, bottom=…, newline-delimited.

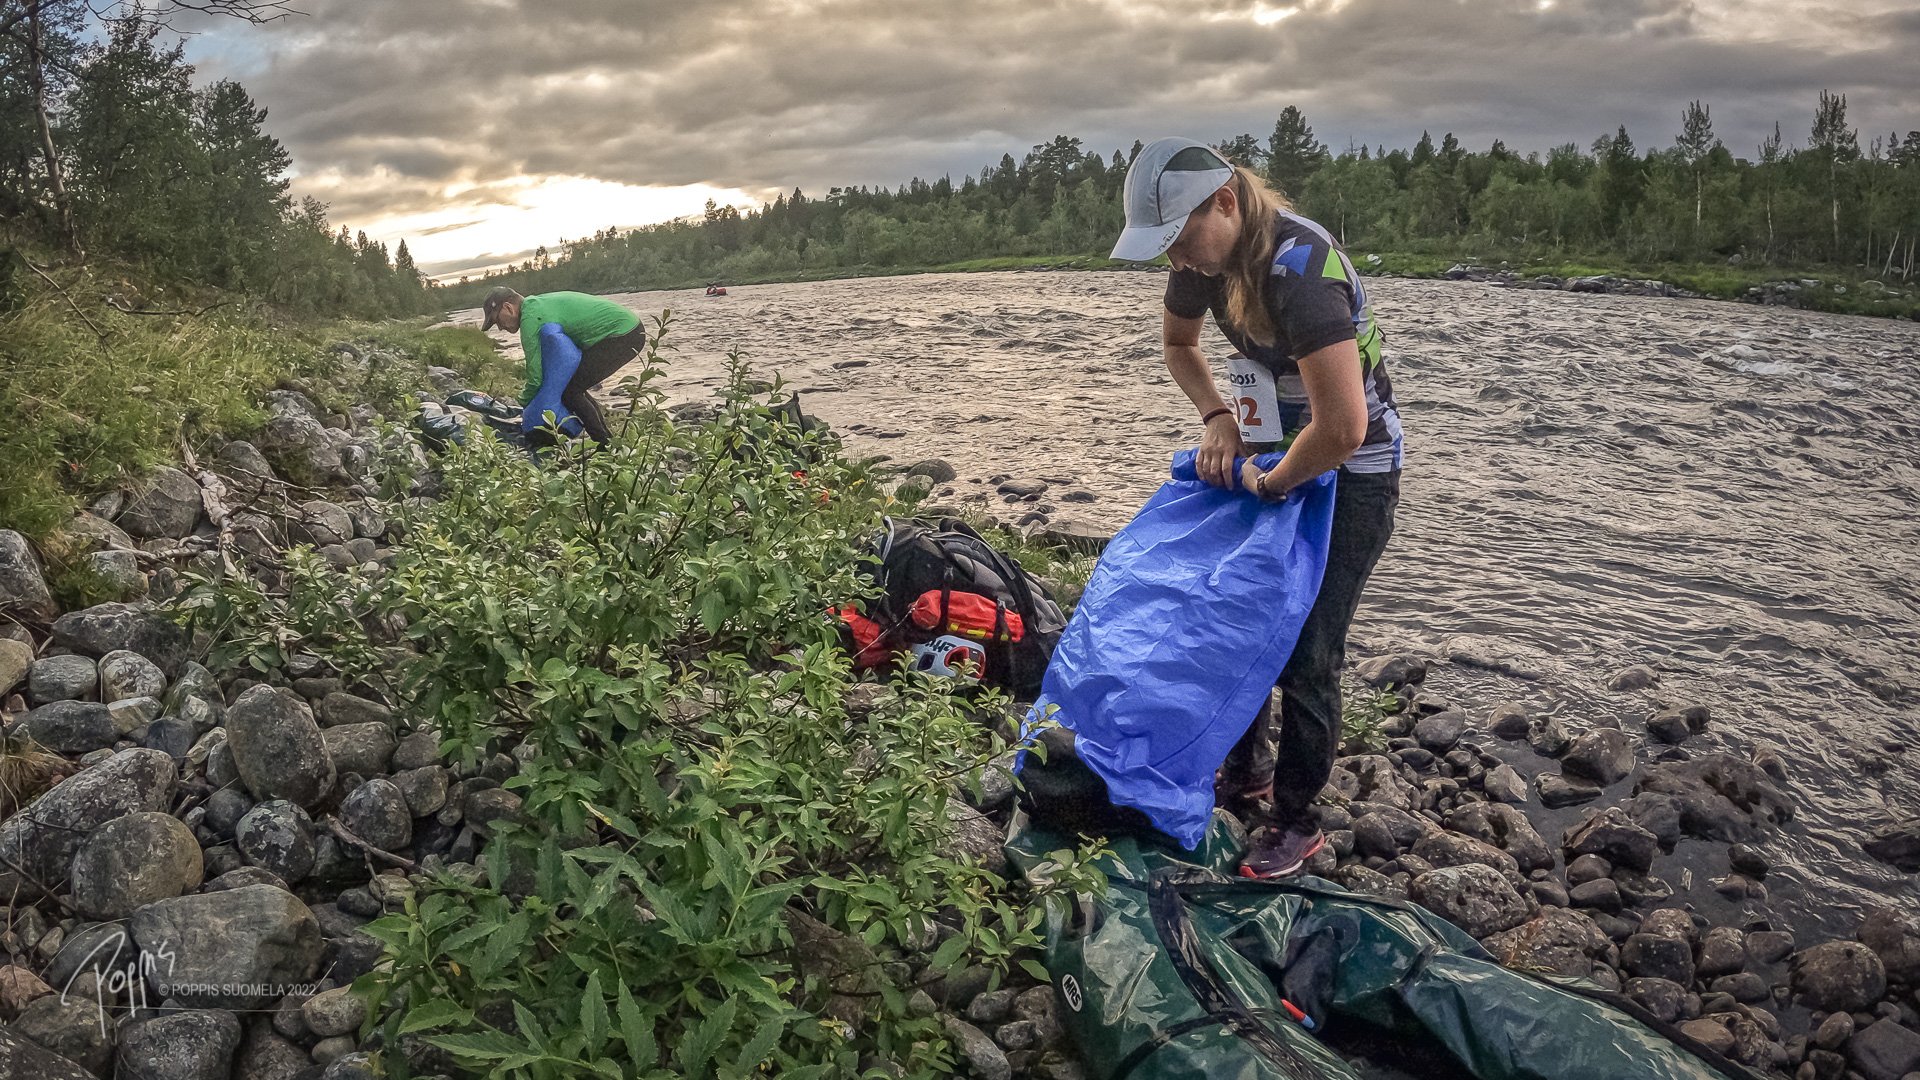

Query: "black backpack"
left=862, top=516, right=1066, bottom=698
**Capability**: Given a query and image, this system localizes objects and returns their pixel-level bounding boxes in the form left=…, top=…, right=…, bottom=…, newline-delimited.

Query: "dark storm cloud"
left=194, top=0, right=1918, bottom=246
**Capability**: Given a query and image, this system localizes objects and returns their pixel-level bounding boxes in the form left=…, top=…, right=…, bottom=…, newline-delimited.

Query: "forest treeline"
left=446, top=96, right=1919, bottom=306
left=1, top=2, right=435, bottom=317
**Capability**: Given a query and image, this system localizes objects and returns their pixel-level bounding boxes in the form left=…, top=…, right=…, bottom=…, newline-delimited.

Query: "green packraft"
left=1005, top=818, right=1762, bottom=1080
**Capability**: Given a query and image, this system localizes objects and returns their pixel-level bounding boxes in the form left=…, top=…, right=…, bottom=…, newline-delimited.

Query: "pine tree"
left=1410, top=131, right=1435, bottom=168
left=1675, top=100, right=1716, bottom=232
left=1265, top=106, right=1325, bottom=197
left=1810, top=89, right=1859, bottom=257
left=1214, top=133, right=1264, bottom=169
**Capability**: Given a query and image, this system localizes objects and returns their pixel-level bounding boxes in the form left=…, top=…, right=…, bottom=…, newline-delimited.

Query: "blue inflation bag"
left=1023, top=451, right=1336, bottom=849
left=521, top=322, right=585, bottom=438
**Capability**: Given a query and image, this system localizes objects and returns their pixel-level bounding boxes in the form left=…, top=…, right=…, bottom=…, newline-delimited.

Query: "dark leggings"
left=565, top=325, right=647, bottom=442
left=1225, top=467, right=1400, bottom=825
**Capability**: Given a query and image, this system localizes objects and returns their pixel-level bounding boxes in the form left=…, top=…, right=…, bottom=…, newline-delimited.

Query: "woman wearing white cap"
left=1111, top=137, right=1404, bottom=878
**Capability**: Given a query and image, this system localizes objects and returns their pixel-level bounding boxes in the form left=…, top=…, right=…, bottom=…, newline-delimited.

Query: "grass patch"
left=0, top=255, right=517, bottom=540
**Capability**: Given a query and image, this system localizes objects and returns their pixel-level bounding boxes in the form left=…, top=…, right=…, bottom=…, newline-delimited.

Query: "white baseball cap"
left=1110, top=137, right=1236, bottom=262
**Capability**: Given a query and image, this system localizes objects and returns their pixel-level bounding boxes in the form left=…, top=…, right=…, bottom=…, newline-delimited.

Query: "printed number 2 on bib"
left=1226, top=355, right=1281, bottom=443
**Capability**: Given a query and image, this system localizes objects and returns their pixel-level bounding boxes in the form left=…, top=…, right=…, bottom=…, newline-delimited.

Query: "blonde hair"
left=1220, top=167, right=1294, bottom=348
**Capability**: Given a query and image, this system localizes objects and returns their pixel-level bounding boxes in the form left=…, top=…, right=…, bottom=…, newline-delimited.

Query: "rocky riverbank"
left=2, top=344, right=1919, bottom=1080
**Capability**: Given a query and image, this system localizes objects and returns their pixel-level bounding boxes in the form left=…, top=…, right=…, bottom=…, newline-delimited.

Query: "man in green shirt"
left=481, top=287, right=646, bottom=444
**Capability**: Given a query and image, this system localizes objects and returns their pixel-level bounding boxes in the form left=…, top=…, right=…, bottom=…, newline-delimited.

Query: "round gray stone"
left=28, top=654, right=98, bottom=704
left=70, top=810, right=204, bottom=919
left=235, top=800, right=316, bottom=884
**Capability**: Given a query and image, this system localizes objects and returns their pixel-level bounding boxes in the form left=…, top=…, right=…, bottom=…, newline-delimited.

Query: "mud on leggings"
left=565, top=325, right=648, bottom=442
left=1224, top=467, right=1400, bottom=826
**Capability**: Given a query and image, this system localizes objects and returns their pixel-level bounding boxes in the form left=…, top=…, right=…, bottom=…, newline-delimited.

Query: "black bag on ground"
left=863, top=516, right=1067, bottom=698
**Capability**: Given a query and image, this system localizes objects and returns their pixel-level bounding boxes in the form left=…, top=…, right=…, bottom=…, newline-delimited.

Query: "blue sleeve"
left=522, top=323, right=584, bottom=435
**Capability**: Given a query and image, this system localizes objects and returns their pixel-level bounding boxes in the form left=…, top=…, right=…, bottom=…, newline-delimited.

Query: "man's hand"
left=1198, top=414, right=1247, bottom=488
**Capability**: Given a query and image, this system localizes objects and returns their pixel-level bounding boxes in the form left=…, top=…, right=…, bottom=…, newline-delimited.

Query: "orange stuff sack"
left=909, top=590, right=1025, bottom=643
left=833, top=606, right=891, bottom=668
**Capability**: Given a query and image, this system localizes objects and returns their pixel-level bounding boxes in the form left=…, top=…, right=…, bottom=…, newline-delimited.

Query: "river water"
left=461, top=270, right=1920, bottom=933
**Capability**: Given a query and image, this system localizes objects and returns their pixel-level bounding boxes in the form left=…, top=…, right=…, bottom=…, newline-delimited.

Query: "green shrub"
left=178, top=333, right=1102, bottom=1078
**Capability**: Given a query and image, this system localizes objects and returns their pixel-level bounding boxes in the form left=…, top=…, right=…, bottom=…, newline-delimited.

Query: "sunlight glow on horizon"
left=313, top=173, right=769, bottom=281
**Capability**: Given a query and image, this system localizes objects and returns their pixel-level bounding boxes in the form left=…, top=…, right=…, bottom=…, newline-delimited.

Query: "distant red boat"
left=705, top=284, right=728, bottom=297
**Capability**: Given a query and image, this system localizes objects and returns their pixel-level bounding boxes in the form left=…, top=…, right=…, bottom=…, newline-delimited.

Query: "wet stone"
left=1698, top=927, right=1748, bottom=979
left=1569, top=878, right=1624, bottom=912
left=1647, top=705, right=1710, bottom=744
left=1623, top=933, right=1696, bottom=985
left=1414, top=710, right=1466, bottom=752
left=1792, top=942, right=1888, bottom=1013
left=1560, top=727, right=1636, bottom=786
left=1848, top=1018, right=1920, bottom=1080
left=1567, top=854, right=1612, bottom=885
left=1487, top=702, right=1533, bottom=740
left=1748, top=930, right=1796, bottom=966
left=1609, top=664, right=1660, bottom=691
left=1626, top=977, right=1690, bottom=1024
left=1712, top=972, right=1771, bottom=1004
left=1537, top=772, right=1601, bottom=808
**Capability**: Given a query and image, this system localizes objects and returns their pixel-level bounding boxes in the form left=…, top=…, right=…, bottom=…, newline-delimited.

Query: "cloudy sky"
left=185, top=0, right=1920, bottom=279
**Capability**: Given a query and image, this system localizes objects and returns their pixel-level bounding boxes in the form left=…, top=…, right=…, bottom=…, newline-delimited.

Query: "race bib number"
left=1226, top=355, right=1282, bottom=443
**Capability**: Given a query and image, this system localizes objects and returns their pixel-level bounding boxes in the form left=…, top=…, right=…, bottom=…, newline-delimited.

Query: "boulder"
left=940, top=801, right=1008, bottom=874
left=1409, top=864, right=1533, bottom=938
left=1411, top=831, right=1520, bottom=878
left=1356, top=654, right=1427, bottom=689
left=235, top=800, right=316, bottom=884
left=1607, top=665, right=1659, bottom=691
left=0, top=749, right=176, bottom=888
left=319, top=692, right=392, bottom=728
left=1487, top=702, right=1532, bottom=740
left=16, top=700, right=119, bottom=754
left=28, top=654, right=97, bottom=703
left=1527, top=715, right=1574, bottom=758
left=1445, top=802, right=1553, bottom=872
left=118, top=466, right=204, bottom=539
left=234, top=1018, right=309, bottom=1080
left=1623, top=977, right=1690, bottom=1024
left=1863, top=818, right=1920, bottom=872
left=1343, top=754, right=1417, bottom=810
left=213, top=440, right=277, bottom=499
left=1847, top=1018, right=1920, bottom=1080
left=1622, top=933, right=1695, bottom=985
left=85, top=549, right=147, bottom=600
left=1568, top=878, right=1623, bottom=912
left=1858, top=907, right=1920, bottom=983
left=1646, top=705, right=1710, bottom=744
left=943, top=1016, right=1013, bottom=1080
left=1351, top=806, right=1431, bottom=859
left=323, top=721, right=396, bottom=776
left=99, top=649, right=167, bottom=702
left=0, top=637, right=32, bottom=697
left=904, top=459, right=958, bottom=484
left=1624, top=790, right=1685, bottom=848
left=340, top=779, right=412, bottom=852
left=116, top=1008, right=244, bottom=1080
left=1560, top=728, right=1635, bottom=785
left=1696, top=927, right=1747, bottom=979
left=50, top=603, right=187, bottom=673
left=1790, top=941, right=1887, bottom=1013
left=259, top=402, right=343, bottom=487
left=294, top=501, right=354, bottom=548
left=1483, top=763, right=1529, bottom=804
left=1483, top=907, right=1613, bottom=979
left=463, top=786, right=522, bottom=838
left=129, top=884, right=324, bottom=1009
left=1634, top=755, right=1793, bottom=842
left=1413, top=710, right=1466, bottom=752
left=70, top=810, right=204, bottom=919
left=390, top=729, right=441, bottom=771
left=226, top=685, right=335, bottom=809
left=391, top=765, right=449, bottom=817
left=0, top=529, right=57, bottom=621
left=1562, top=807, right=1660, bottom=873
left=53, top=511, right=135, bottom=557
left=301, top=986, right=366, bottom=1039
left=0, top=1027, right=95, bottom=1080
left=10, top=992, right=114, bottom=1075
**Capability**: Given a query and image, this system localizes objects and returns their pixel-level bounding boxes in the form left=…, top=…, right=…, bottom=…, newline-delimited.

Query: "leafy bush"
left=180, top=330, right=1102, bottom=1078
